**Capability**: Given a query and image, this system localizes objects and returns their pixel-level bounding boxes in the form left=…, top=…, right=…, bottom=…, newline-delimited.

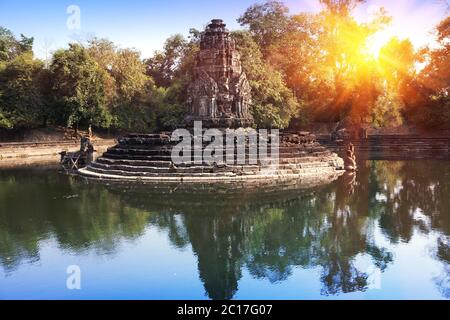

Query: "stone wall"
left=0, top=139, right=116, bottom=165
left=318, top=134, right=450, bottom=160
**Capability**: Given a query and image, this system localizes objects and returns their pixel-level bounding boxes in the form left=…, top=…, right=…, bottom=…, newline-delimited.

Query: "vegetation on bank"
left=0, top=0, right=449, bottom=133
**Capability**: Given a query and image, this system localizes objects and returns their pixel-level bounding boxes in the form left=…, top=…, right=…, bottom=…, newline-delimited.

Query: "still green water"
left=0, top=160, right=449, bottom=300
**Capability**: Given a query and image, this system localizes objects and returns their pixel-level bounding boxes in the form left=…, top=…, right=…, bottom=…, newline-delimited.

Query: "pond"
left=0, top=160, right=449, bottom=300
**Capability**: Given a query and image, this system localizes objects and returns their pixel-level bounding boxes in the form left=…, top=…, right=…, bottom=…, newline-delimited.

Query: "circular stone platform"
left=77, top=131, right=345, bottom=184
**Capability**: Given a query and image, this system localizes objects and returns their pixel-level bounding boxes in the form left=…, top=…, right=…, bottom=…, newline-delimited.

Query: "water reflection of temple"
left=100, top=160, right=414, bottom=298
left=1, top=160, right=449, bottom=299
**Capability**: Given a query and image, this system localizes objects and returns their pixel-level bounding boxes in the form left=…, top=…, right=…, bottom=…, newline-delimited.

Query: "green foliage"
left=87, top=38, right=150, bottom=105
left=1, top=7, right=450, bottom=132
left=145, top=34, right=190, bottom=88
left=0, top=28, right=43, bottom=130
left=0, top=52, right=45, bottom=129
left=49, top=43, right=111, bottom=129
left=113, top=48, right=149, bottom=103
left=0, top=27, right=34, bottom=62
left=232, top=31, right=299, bottom=128
left=404, top=15, right=450, bottom=129
left=238, top=1, right=291, bottom=52
left=45, top=36, right=190, bottom=133
left=143, top=31, right=199, bottom=130
left=113, top=102, right=156, bottom=133
left=155, top=83, right=187, bottom=130
left=371, top=90, right=404, bottom=128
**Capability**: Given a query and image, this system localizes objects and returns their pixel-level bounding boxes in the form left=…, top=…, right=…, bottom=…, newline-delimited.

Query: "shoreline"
left=2, top=134, right=450, bottom=169
left=318, top=134, right=450, bottom=160
left=0, top=139, right=116, bottom=168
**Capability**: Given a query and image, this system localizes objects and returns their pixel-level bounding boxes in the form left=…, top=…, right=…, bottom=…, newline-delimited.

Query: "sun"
left=364, top=29, right=394, bottom=59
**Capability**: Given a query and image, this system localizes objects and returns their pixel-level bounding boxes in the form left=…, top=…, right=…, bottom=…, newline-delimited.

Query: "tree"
left=319, top=0, right=366, bottom=16
left=238, top=1, right=393, bottom=127
left=308, top=4, right=390, bottom=124
left=378, top=37, right=415, bottom=92
left=405, top=16, right=450, bottom=129
left=371, top=90, right=404, bottom=128
left=113, top=48, right=149, bottom=103
left=0, top=27, right=34, bottom=62
left=86, top=38, right=158, bottom=132
left=49, top=43, right=111, bottom=129
left=232, top=31, right=299, bottom=128
left=237, top=1, right=292, bottom=53
left=87, top=38, right=150, bottom=105
left=145, top=34, right=190, bottom=88
left=144, top=31, right=200, bottom=130
left=0, top=52, right=45, bottom=129
left=86, top=38, right=118, bottom=106
left=0, top=28, right=45, bottom=130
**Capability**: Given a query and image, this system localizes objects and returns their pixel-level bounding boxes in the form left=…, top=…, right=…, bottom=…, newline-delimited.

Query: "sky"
left=0, top=0, right=448, bottom=60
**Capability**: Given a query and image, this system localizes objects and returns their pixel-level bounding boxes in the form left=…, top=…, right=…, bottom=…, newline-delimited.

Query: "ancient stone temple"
left=186, top=19, right=253, bottom=128
left=77, top=19, right=345, bottom=184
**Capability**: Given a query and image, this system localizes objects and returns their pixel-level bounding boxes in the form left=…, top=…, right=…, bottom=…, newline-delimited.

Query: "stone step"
left=97, top=157, right=173, bottom=167
left=108, top=144, right=330, bottom=155
left=96, top=155, right=334, bottom=167
left=84, top=164, right=333, bottom=178
left=85, top=165, right=241, bottom=177
left=110, top=145, right=327, bottom=153
left=101, top=151, right=332, bottom=163
left=90, top=159, right=334, bottom=175
left=91, top=161, right=262, bottom=174
left=80, top=131, right=344, bottom=180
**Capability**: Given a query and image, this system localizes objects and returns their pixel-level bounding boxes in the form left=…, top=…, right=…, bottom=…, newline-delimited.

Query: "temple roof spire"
left=186, top=19, right=253, bottom=128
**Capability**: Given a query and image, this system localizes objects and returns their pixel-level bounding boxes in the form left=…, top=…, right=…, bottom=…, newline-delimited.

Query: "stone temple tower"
left=186, top=19, right=253, bottom=128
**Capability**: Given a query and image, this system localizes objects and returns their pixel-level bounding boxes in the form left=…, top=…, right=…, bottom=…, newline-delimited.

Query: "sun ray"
left=364, top=28, right=395, bottom=59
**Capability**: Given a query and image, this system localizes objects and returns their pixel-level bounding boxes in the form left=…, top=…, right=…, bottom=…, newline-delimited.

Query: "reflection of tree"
left=363, top=160, right=450, bottom=297
left=114, top=177, right=393, bottom=298
left=185, top=212, right=244, bottom=300
left=435, top=237, right=450, bottom=298
left=1, top=160, right=449, bottom=299
left=0, top=169, right=150, bottom=272
left=245, top=196, right=372, bottom=296
left=370, top=160, right=450, bottom=246
left=374, top=161, right=450, bottom=242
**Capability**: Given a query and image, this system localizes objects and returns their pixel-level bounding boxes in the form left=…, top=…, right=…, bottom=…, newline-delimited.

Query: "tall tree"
left=49, top=43, right=111, bottom=129
left=145, top=34, right=190, bottom=88
left=238, top=1, right=392, bottom=127
left=237, top=0, right=292, bottom=55
left=0, top=52, right=45, bottom=129
left=87, top=38, right=150, bottom=105
left=86, top=38, right=118, bottom=106
left=0, top=27, right=34, bottom=62
left=232, top=31, right=299, bottom=128
left=405, top=16, right=450, bottom=129
left=0, top=29, right=44, bottom=130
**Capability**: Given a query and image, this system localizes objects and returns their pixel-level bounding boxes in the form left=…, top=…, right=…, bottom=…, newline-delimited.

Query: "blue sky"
left=0, top=0, right=448, bottom=59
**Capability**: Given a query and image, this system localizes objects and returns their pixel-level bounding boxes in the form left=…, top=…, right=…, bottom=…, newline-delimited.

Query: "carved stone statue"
left=186, top=19, right=253, bottom=128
